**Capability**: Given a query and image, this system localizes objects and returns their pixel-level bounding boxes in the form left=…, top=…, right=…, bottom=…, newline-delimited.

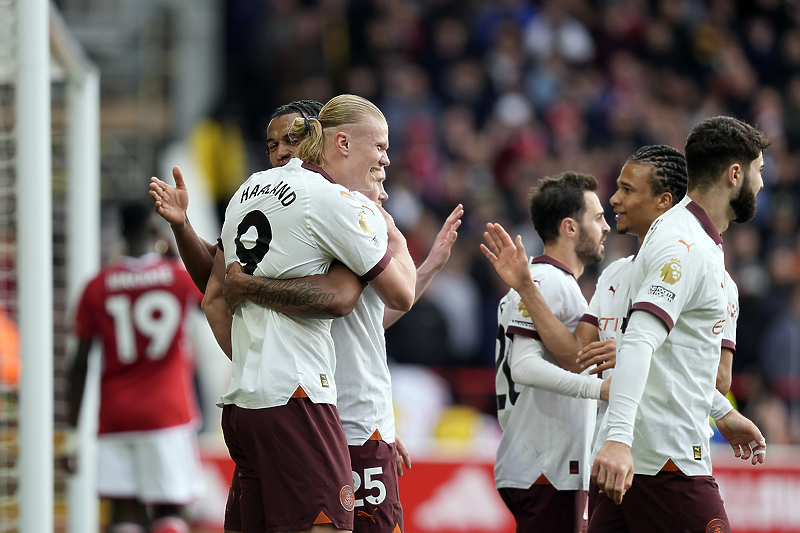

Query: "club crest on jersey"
left=358, top=211, right=374, bottom=236
left=340, top=485, right=355, bottom=511
left=518, top=300, right=530, bottom=318
left=706, top=518, right=728, bottom=533
left=660, top=258, right=682, bottom=285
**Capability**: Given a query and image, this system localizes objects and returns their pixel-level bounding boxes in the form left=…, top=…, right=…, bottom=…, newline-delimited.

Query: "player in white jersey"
left=217, top=95, right=416, bottom=533
left=490, top=172, right=611, bottom=533
left=589, top=116, right=771, bottom=533
left=223, top=168, right=462, bottom=533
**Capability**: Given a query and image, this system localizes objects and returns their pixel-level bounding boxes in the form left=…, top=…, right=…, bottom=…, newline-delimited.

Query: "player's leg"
left=620, top=472, right=729, bottom=533
left=586, top=491, right=629, bottom=533
left=130, top=426, right=203, bottom=533
left=225, top=400, right=355, bottom=532
left=98, top=436, right=148, bottom=532
left=350, top=439, right=403, bottom=533
left=498, top=484, right=580, bottom=533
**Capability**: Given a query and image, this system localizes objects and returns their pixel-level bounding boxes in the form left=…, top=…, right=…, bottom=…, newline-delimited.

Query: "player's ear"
left=561, top=217, right=578, bottom=239
left=725, top=163, right=741, bottom=188
left=657, top=192, right=673, bottom=210
left=334, top=131, right=350, bottom=156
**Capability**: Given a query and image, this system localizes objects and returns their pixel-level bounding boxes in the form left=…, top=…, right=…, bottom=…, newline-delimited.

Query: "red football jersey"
left=74, top=254, right=203, bottom=434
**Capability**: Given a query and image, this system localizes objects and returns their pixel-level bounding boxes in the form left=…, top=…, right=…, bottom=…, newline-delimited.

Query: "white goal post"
left=13, top=1, right=100, bottom=532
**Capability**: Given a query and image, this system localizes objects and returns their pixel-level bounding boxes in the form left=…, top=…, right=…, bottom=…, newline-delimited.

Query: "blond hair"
left=291, top=94, right=387, bottom=166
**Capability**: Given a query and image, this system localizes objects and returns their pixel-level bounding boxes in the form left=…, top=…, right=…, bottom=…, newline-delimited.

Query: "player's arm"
left=575, top=324, right=615, bottom=375
left=509, top=334, right=610, bottom=400
left=149, top=166, right=216, bottom=292
left=223, top=261, right=365, bottom=319
left=481, top=222, right=584, bottom=372
left=368, top=206, right=417, bottom=312
left=202, top=248, right=233, bottom=359
left=717, top=347, right=733, bottom=395
left=713, top=395, right=766, bottom=465
left=67, top=338, right=93, bottom=428
left=384, top=204, right=463, bottom=328
left=593, top=310, right=666, bottom=504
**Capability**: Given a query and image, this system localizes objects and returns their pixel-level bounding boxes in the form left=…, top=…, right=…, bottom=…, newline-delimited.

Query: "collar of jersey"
left=301, top=161, right=336, bottom=184
left=530, top=255, right=574, bottom=278
left=684, top=197, right=723, bottom=245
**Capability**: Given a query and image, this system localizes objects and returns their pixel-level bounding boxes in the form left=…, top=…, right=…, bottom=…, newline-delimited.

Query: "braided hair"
left=269, top=99, right=324, bottom=122
left=627, top=145, right=688, bottom=205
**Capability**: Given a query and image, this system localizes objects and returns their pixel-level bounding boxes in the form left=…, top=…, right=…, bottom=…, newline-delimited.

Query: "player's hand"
left=577, top=339, right=616, bottom=375
left=599, top=376, right=612, bottom=402
left=149, top=166, right=190, bottom=228
left=377, top=204, right=398, bottom=235
left=395, top=435, right=411, bottom=477
left=421, top=204, right=463, bottom=272
left=480, top=223, right=533, bottom=291
left=223, top=262, right=247, bottom=312
left=715, top=409, right=767, bottom=465
left=592, top=441, right=634, bottom=504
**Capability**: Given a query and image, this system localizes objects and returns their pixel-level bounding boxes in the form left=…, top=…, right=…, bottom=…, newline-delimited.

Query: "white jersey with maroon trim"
left=593, top=195, right=727, bottom=476
left=74, top=254, right=202, bottom=434
left=332, top=285, right=395, bottom=446
left=218, top=158, right=391, bottom=409
left=495, top=256, right=597, bottom=491
left=722, top=270, right=739, bottom=352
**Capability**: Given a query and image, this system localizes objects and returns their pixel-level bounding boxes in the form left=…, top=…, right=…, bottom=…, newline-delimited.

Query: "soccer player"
left=589, top=116, right=769, bottom=532
left=224, top=167, right=462, bottom=533
left=68, top=203, right=204, bottom=533
left=488, top=171, right=612, bottom=533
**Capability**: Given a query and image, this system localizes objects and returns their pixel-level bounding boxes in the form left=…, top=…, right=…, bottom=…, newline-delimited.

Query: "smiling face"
left=575, top=191, right=610, bottom=265
left=609, top=162, right=671, bottom=238
left=266, top=112, right=303, bottom=168
left=338, top=116, right=390, bottom=192
left=730, top=152, right=765, bottom=224
left=363, top=166, right=388, bottom=204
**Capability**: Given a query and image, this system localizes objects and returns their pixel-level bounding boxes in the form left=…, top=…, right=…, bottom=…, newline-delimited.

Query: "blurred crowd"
left=207, top=0, right=800, bottom=443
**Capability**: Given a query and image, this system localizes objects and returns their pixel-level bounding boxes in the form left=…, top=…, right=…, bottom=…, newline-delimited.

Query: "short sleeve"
left=721, top=273, right=739, bottom=351
left=311, top=188, right=390, bottom=279
left=505, top=269, right=566, bottom=340
left=629, top=237, right=704, bottom=332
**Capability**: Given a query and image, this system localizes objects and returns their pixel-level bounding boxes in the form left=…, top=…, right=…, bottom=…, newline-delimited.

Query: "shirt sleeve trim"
left=507, top=326, right=540, bottom=340
left=580, top=313, right=598, bottom=326
left=630, top=302, right=674, bottom=332
left=361, top=247, right=393, bottom=282
left=216, top=237, right=224, bottom=252
left=721, top=339, right=736, bottom=352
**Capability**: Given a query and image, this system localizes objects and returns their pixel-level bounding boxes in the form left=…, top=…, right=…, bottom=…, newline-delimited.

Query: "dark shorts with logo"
left=498, top=484, right=581, bottom=533
left=587, top=471, right=729, bottom=533
left=350, top=440, right=403, bottom=533
left=221, top=399, right=354, bottom=533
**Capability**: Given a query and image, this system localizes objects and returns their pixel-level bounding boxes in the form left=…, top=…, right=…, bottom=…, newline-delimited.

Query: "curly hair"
left=627, top=145, right=688, bottom=205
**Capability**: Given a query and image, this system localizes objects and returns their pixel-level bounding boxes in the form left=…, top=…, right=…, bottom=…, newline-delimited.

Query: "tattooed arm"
left=223, top=261, right=365, bottom=319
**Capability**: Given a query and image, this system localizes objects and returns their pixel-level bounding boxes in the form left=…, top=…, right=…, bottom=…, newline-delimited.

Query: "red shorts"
left=350, top=440, right=403, bottom=533
left=587, top=471, right=729, bottom=533
left=498, top=483, right=583, bottom=533
left=221, top=400, right=354, bottom=533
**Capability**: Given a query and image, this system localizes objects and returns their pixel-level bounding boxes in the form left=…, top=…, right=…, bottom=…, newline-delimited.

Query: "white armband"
left=710, top=388, right=734, bottom=421
left=510, top=336, right=602, bottom=399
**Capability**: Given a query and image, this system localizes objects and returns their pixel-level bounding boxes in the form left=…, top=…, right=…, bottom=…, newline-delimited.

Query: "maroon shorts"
left=587, top=471, right=729, bottom=533
left=350, top=440, right=403, bottom=533
left=221, top=400, right=355, bottom=533
left=498, top=483, right=583, bottom=533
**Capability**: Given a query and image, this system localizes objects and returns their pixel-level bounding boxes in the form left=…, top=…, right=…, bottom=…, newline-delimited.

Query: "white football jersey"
left=218, top=159, right=391, bottom=409
left=722, top=270, right=739, bottom=352
left=495, top=257, right=597, bottom=491
left=332, top=286, right=395, bottom=445
left=594, top=196, right=727, bottom=476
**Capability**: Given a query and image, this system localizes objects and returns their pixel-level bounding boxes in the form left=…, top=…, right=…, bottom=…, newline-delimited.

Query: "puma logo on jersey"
left=357, top=510, right=377, bottom=524
left=608, top=285, right=616, bottom=295
left=340, top=190, right=354, bottom=199
left=679, top=239, right=696, bottom=251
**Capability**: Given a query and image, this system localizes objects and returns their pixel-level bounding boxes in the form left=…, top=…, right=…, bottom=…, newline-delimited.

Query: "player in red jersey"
left=69, top=203, right=204, bottom=533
